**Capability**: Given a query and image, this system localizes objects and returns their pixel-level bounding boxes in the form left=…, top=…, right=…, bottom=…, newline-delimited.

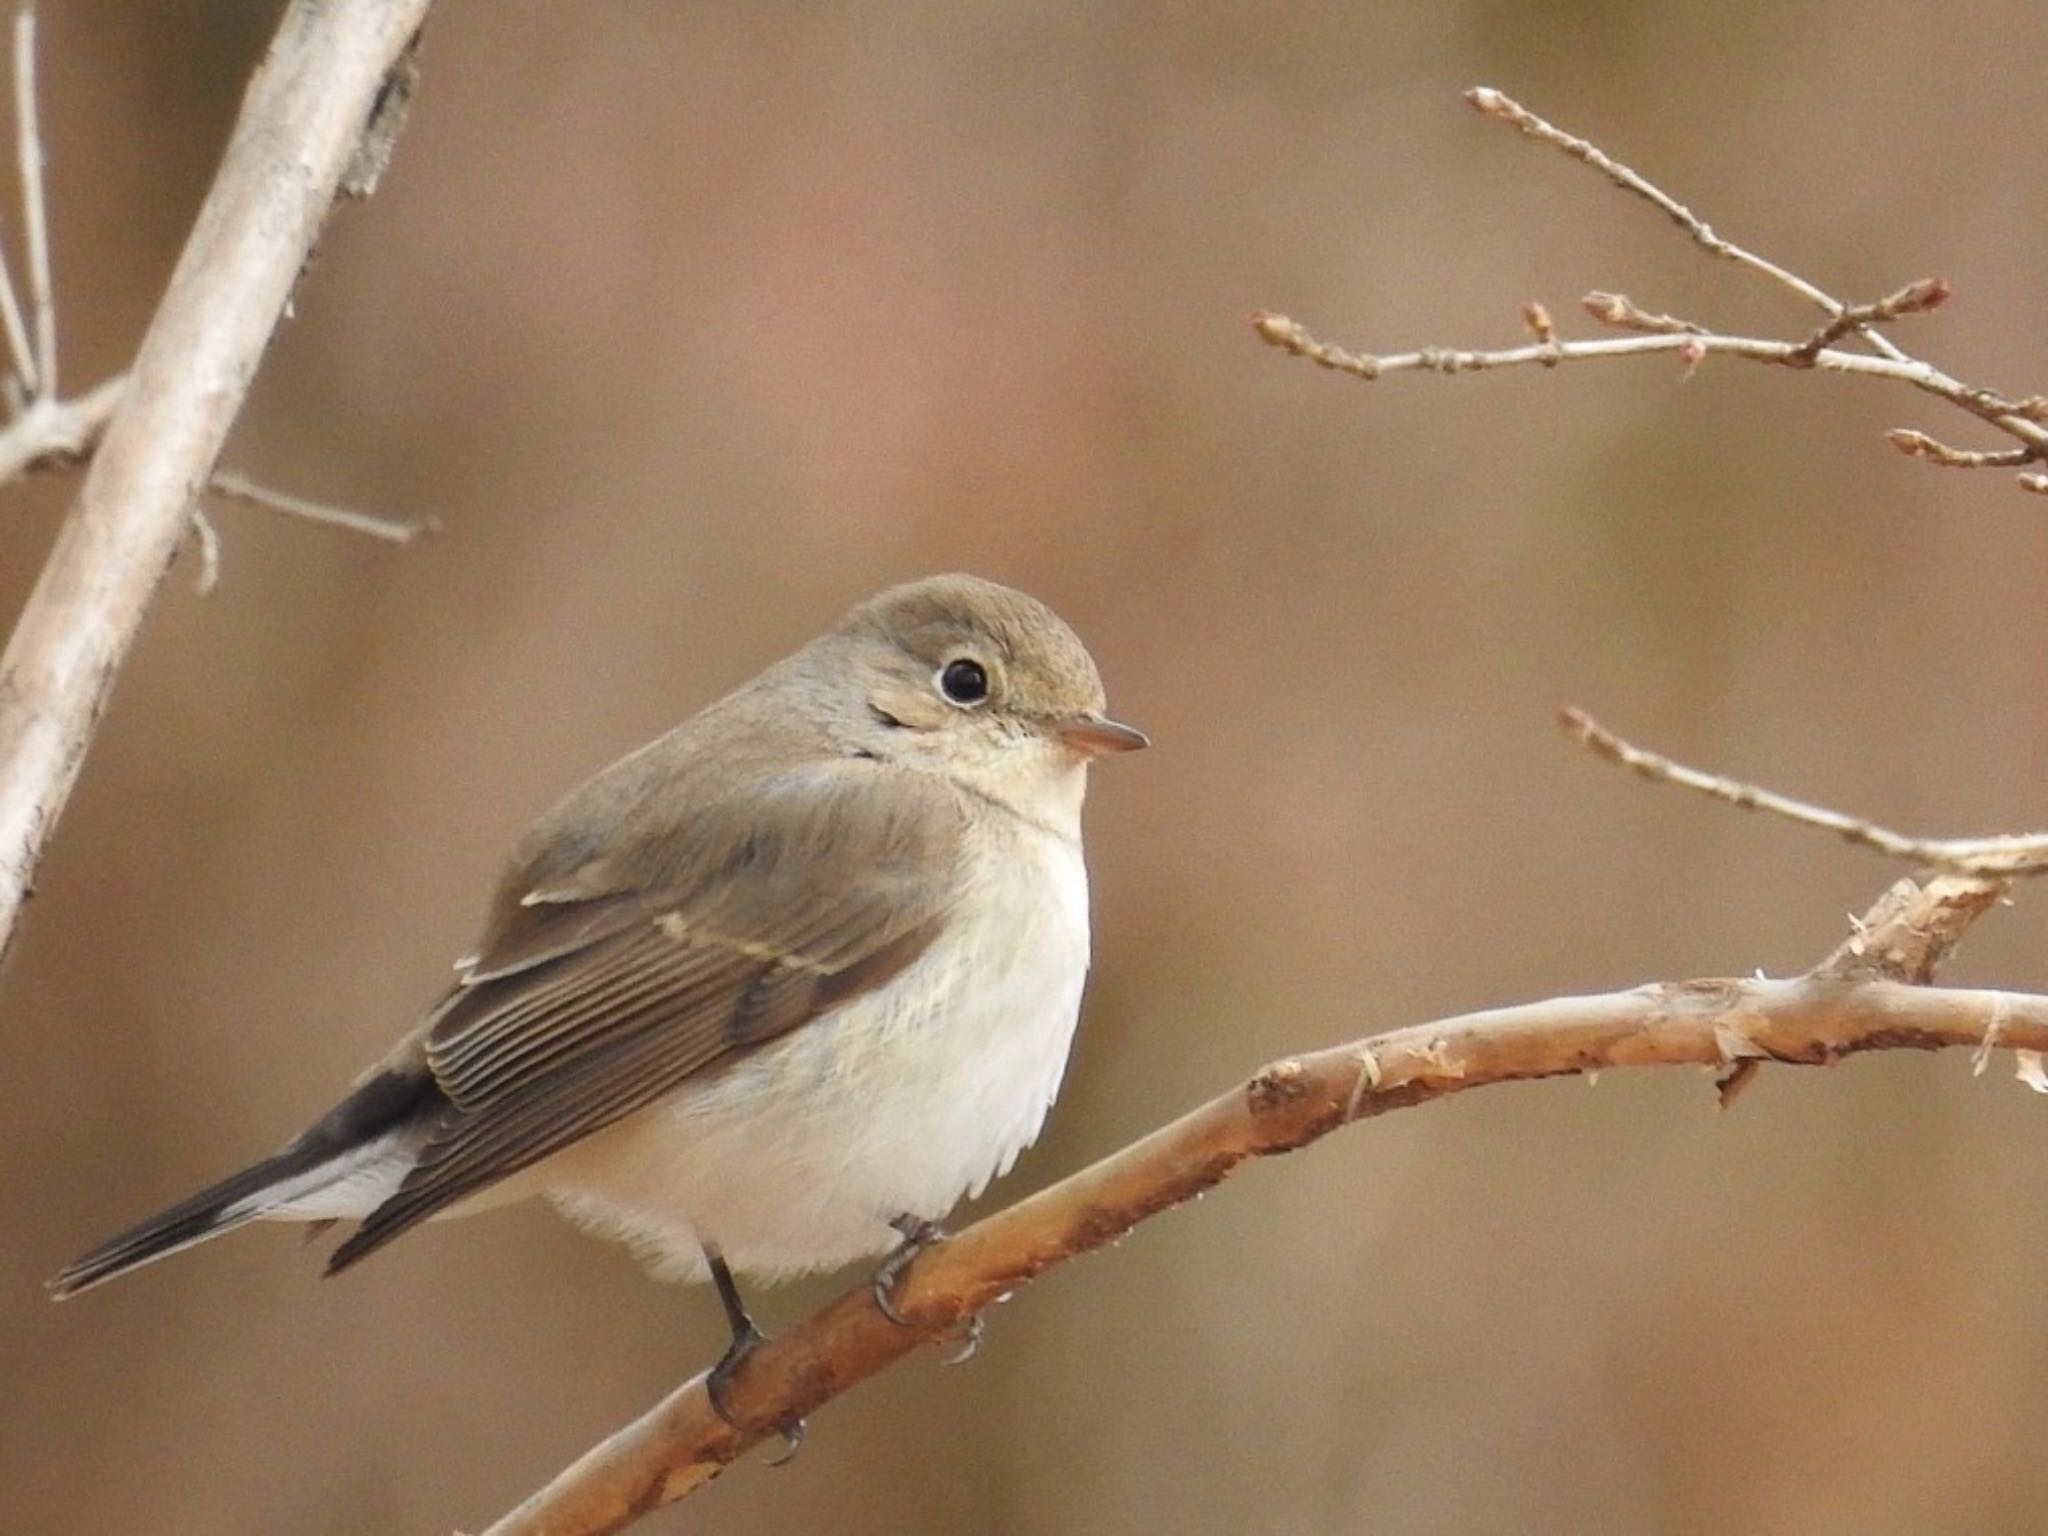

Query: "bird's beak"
left=1053, top=714, right=1150, bottom=757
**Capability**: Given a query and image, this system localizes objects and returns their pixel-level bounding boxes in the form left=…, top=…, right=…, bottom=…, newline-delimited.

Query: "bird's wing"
left=327, top=759, right=965, bottom=1270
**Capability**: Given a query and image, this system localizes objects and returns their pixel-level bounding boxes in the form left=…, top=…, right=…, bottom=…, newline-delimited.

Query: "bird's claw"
left=942, top=1311, right=986, bottom=1365
left=871, top=1216, right=946, bottom=1325
left=763, top=1417, right=806, bottom=1466
left=706, top=1322, right=806, bottom=1465
left=874, top=1216, right=987, bottom=1363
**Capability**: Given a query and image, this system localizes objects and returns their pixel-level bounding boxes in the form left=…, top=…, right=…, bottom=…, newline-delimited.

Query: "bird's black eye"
left=938, top=658, right=989, bottom=707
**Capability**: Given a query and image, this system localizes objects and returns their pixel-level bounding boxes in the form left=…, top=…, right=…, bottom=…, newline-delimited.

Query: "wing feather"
left=326, top=760, right=964, bottom=1272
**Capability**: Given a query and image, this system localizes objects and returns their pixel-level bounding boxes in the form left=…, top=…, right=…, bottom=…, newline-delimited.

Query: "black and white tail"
left=48, top=1067, right=444, bottom=1299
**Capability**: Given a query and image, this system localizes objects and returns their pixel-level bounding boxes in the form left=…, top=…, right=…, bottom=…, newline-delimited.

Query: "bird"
left=50, top=573, right=1144, bottom=1417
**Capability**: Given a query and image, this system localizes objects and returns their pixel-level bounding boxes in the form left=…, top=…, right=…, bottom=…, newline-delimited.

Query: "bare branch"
left=0, top=228, right=27, bottom=397
left=206, top=469, right=432, bottom=545
left=1463, top=87, right=1908, bottom=362
left=1253, top=312, right=2048, bottom=460
left=1788, top=277, right=1950, bottom=364
left=1561, top=707, right=2048, bottom=877
left=1264, top=90, right=2048, bottom=493
left=0, top=0, right=434, bottom=971
left=478, top=905, right=2048, bottom=1533
left=1885, top=428, right=2031, bottom=470
left=0, top=226, right=29, bottom=398
left=1817, top=875, right=2006, bottom=985
left=1583, top=290, right=1704, bottom=335
left=187, top=503, right=221, bottom=596
left=1256, top=303, right=2048, bottom=461
left=14, top=7, right=51, bottom=398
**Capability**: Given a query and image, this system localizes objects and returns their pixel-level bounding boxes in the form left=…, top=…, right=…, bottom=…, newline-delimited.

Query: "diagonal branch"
left=0, top=0, right=435, bottom=973
left=1561, top=707, right=2048, bottom=878
left=473, top=872, right=2039, bottom=1536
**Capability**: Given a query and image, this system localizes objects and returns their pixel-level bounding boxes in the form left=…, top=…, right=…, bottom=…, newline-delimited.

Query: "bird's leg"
left=872, top=1214, right=985, bottom=1363
left=703, top=1245, right=803, bottom=1462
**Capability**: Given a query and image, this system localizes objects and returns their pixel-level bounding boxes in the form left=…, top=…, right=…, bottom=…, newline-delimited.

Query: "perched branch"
left=480, top=965, right=2044, bottom=1531
left=1259, top=88, right=2048, bottom=493
left=0, top=0, right=435, bottom=971
left=1561, top=707, right=2048, bottom=878
left=475, top=859, right=2038, bottom=1536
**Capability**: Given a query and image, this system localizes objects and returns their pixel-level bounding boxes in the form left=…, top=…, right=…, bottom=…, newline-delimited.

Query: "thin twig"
left=207, top=468, right=432, bottom=544
left=1253, top=310, right=2048, bottom=464
left=0, top=224, right=30, bottom=399
left=1788, top=277, right=1951, bottom=365
left=1264, top=89, right=2048, bottom=494
left=1463, top=87, right=1908, bottom=363
left=14, top=7, right=51, bottom=399
left=1583, top=291, right=1704, bottom=335
left=0, top=11, right=35, bottom=396
left=0, top=215, right=28, bottom=397
left=0, top=10, right=420, bottom=571
left=1885, top=429, right=2031, bottom=470
left=188, top=504, right=221, bottom=595
left=1561, top=707, right=2048, bottom=877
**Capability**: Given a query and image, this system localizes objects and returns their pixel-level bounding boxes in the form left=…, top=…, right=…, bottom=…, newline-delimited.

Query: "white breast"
left=536, top=818, right=1093, bottom=1282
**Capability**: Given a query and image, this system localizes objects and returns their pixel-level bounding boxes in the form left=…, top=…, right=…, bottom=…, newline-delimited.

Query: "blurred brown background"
left=7, top=2, right=2048, bottom=1532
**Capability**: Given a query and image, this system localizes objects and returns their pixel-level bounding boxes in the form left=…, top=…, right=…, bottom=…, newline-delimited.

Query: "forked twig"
left=1258, top=88, right=2048, bottom=493
left=0, top=11, right=429, bottom=578
left=1463, top=88, right=1910, bottom=362
left=0, top=0, right=436, bottom=965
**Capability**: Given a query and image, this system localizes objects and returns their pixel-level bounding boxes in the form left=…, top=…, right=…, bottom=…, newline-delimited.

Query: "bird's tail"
left=48, top=1066, right=443, bottom=1299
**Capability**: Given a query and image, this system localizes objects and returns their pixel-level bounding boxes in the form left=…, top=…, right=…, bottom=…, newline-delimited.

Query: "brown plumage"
left=52, top=574, right=1142, bottom=1303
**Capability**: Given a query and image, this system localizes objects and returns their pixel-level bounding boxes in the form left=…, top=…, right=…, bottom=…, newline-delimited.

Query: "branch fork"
left=1259, top=88, right=2048, bottom=494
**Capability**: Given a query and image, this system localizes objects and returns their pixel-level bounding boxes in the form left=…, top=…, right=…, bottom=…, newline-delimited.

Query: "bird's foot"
left=872, top=1215, right=947, bottom=1325
left=706, top=1324, right=805, bottom=1464
left=873, top=1215, right=987, bottom=1362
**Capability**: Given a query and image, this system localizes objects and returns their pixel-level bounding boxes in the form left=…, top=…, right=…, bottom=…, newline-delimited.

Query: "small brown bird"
left=53, top=573, right=1144, bottom=1406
